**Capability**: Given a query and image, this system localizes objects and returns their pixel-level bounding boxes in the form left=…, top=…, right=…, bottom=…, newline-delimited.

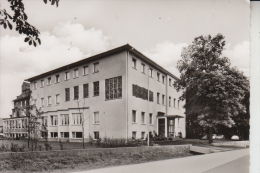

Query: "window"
left=157, top=72, right=160, bottom=81
left=141, top=112, right=145, bottom=124
left=141, top=132, right=145, bottom=139
left=41, top=80, right=44, bottom=87
left=33, top=82, right=37, bottom=89
left=50, top=115, right=58, bottom=126
left=72, top=113, right=82, bottom=124
left=169, top=78, right=172, bottom=86
left=178, top=100, right=180, bottom=109
left=65, top=88, right=70, bottom=101
left=162, top=95, right=165, bottom=105
left=94, top=132, right=99, bottom=139
left=56, top=75, right=60, bottom=83
left=65, top=71, right=70, bottom=81
left=74, top=86, right=79, bottom=100
left=74, top=69, right=79, bottom=78
left=93, top=112, right=99, bottom=124
left=47, top=77, right=51, bottom=85
left=174, top=98, right=176, bottom=108
left=132, top=110, right=137, bottom=123
left=149, top=68, right=153, bottom=77
left=141, top=63, right=145, bottom=73
left=50, top=132, right=58, bottom=138
left=60, top=114, right=69, bottom=125
left=93, top=81, right=99, bottom=96
left=41, top=98, right=44, bottom=107
left=132, top=84, right=148, bottom=100
left=83, top=66, right=88, bottom=76
left=149, top=90, right=153, bottom=102
left=47, top=96, right=51, bottom=106
left=93, top=62, right=99, bottom=73
left=157, top=93, right=160, bottom=104
left=60, top=132, right=69, bottom=138
left=83, top=84, right=89, bottom=98
left=72, top=132, right=82, bottom=138
left=55, top=94, right=60, bottom=105
left=132, top=131, right=136, bottom=140
left=169, top=97, right=171, bottom=106
left=162, top=76, right=165, bottom=84
left=42, top=116, right=47, bottom=126
left=105, top=76, right=122, bottom=100
left=149, top=113, right=153, bottom=125
left=132, top=58, right=137, bottom=69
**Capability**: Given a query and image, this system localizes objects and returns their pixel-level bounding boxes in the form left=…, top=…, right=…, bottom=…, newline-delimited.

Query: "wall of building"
left=2, top=117, right=28, bottom=138
left=31, top=51, right=128, bottom=140
left=127, top=52, right=186, bottom=139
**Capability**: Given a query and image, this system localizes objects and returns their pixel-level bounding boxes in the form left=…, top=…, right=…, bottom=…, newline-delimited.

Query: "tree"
left=0, top=0, right=59, bottom=46
left=174, top=34, right=249, bottom=143
left=75, top=98, right=91, bottom=149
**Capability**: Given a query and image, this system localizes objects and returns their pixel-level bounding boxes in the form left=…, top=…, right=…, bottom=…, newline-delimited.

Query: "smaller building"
left=0, top=118, right=3, bottom=137
left=3, top=82, right=30, bottom=138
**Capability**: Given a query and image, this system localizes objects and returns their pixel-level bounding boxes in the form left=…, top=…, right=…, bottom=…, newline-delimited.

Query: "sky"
left=0, top=0, right=250, bottom=118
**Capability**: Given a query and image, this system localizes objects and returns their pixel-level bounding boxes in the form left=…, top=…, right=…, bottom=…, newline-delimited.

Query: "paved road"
left=73, top=148, right=249, bottom=173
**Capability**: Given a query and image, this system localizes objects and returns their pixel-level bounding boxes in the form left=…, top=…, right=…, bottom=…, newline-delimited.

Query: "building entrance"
left=158, top=119, right=165, bottom=136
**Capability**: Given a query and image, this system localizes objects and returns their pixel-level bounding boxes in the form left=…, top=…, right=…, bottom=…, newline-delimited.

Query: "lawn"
left=0, top=139, right=96, bottom=151
left=0, top=140, right=193, bottom=173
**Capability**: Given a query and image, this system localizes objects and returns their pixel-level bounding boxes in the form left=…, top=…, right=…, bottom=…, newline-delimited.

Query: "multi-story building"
left=3, top=82, right=30, bottom=138
left=22, top=44, right=185, bottom=141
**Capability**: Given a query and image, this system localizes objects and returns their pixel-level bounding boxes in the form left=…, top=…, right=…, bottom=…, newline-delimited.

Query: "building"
left=3, top=82, right=30, bottom=138
left=5, top=44, right=186, bottom=141
left=0, top=118, right=3, bottom=137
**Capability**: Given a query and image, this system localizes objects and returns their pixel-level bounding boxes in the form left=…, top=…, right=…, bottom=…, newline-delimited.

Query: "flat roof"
left=26, top=44, right=179, bottom=82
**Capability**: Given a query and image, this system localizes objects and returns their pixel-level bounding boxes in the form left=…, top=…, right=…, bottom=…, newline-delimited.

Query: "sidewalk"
left=73, top=148, right=249, bottom=173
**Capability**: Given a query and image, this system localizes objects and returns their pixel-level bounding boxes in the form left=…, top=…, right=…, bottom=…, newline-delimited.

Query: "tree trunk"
left=208, top=126, right=213, bottom=144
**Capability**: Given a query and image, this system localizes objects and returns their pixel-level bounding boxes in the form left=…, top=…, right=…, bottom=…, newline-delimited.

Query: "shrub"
left=44, top=143, right=52, bottom=151
left=0, top=144, right=9, bottom=152
left=10, top=143, right=19, bottom=152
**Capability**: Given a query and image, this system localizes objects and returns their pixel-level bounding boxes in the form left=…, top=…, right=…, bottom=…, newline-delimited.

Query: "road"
left=73, top=148, right=249, bottom=173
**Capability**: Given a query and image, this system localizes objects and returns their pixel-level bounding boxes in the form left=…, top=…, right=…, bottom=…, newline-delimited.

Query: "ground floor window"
left=42, top=132, right=48, bottom=138
left=94, top=131, right=99, bottom=139
left=72, top=132, right=82, bottom=138
left=60, top=132, right=69, bottom=138
left=141, top=132, right=145, bottom=139
left=50, top=132, right=58, bottom=138
left=132, top=131, right=136, bottom=140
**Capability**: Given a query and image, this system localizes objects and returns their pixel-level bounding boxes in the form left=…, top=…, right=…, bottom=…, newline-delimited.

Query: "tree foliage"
left=174, top=34, right=249, bottom=142
left=0, top=0, right=59, bottom=46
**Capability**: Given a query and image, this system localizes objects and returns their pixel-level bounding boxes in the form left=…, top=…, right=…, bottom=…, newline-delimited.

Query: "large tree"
left=0, top=0, right=59, bottom=46
left=174, top=34, right=249, bottom=143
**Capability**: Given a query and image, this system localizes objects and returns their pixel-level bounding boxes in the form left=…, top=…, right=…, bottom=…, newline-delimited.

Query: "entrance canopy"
left=157, top=112, right=184, bottom=119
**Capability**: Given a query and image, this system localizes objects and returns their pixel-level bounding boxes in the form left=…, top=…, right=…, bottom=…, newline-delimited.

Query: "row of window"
left=131, top=84, right=180, bottom=108
left=49, top=131, right=99, bottom=139
left=14, top=100, right=28, bottom=108
left=3, top=118, right=27, bottom=129
left=40, top=76, right=122, bottom=107
left=44, top=112, right=100, bottom=126
left=132, top=84, right=153, bottom=101
left=157, top=93, right=180, bottom=108
left=132, top=111, right=153, bottom=125
left=132, top=58, right=174, bottom=86
left=32, top=62, right=99, bottom=89
left=132, top=131, right=149, bottom=140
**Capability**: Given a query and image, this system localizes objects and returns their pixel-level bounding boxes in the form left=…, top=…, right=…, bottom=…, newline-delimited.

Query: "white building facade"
left=24, top=44, right=185, bottom=141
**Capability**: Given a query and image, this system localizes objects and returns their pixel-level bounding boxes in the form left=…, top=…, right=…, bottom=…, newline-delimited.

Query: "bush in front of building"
left=97, top=137, right=139, bottom=148
left=0, top=143, right=26, bottom=152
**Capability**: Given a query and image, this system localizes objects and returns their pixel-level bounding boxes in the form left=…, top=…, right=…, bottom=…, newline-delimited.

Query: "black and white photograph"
left=0, top=0, right=258, bottom=172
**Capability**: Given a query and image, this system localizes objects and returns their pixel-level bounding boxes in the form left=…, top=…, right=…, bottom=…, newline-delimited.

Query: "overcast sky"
left=0, top=0, right=250, bottom=118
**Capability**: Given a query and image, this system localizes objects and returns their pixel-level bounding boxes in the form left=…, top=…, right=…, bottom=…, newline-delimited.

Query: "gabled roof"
left=26, top=44, right=179, bottom=82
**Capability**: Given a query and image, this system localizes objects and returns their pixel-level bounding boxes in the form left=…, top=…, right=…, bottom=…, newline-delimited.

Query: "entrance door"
left=158, top=119, right=165, bottom=136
